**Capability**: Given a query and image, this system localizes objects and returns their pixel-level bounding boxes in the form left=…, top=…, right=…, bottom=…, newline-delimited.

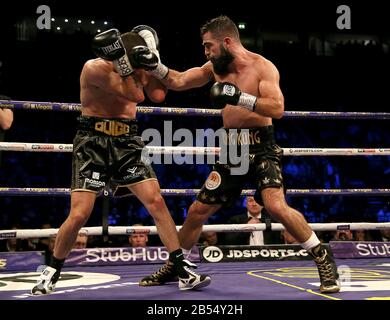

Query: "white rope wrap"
left=1, top=223, right=390, bottom=239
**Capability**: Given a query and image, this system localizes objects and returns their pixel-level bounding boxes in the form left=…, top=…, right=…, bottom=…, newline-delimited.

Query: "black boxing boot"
left=139, top=249, right=211, bottom=290
left=139, top=260, right=178, bottom=286
left=169, top=249, right=211, bottom=291
left=308, top=244, right=341, bottom=293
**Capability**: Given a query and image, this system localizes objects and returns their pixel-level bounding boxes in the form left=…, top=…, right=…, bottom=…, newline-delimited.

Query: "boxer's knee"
left=264, top=199, right=288, bottom=221
left=67, top=210, right=91, bottom=229
left=145, top=194, right=166, bottom=216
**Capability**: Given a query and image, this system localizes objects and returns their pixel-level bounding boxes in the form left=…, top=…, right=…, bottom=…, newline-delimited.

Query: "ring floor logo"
left=202, top=246, right=223, bottom=262
left=0, top=271, right=121, bottom=296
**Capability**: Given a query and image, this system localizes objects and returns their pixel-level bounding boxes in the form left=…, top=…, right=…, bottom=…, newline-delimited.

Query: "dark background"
left=0, top=1, right=389, bottom=110
left=0, top=1, right=389, bottom=242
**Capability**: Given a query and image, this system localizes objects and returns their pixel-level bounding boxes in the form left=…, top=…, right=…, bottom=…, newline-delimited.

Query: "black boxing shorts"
left=71, top=116, right=156, bottom=197
left=197, top=125, right=284, bottom=207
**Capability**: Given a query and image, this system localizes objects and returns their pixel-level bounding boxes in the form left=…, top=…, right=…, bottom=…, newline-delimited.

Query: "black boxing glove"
left=210, top=82, right=257, bottom=111
left=131, top=25, right=168, bottom=79
left=129, top=46, right=159, bottom=70
left=129, top=46, right=168, bottom=79
left=92, top=28, right=133, bottom=77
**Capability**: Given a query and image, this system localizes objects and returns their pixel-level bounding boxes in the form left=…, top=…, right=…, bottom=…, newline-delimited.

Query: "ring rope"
left=1, top=142, right=390, bottom=156
left=1, top=222, right=390, bottom=239
left=2, top=99, right=390, bottom=119
left=0, top=187, right=389, bottom=197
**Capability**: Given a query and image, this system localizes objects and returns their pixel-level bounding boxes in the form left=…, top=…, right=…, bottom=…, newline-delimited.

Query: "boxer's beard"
left=210, top=45, right=234, bottom=76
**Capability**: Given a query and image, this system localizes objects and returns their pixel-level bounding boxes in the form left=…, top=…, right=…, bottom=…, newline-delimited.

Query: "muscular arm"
left=160, top=62, right=213, bottom=91
left=0, top=109, right=13, bottom=130
left=82, top=59, right=144, bottom=103
left=255, top=61, right=284, bottom=119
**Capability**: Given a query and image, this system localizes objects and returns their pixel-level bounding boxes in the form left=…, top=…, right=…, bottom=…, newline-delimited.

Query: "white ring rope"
left=1, top=223, right=390, bottom=239
left=1, top=142, right=390, bottom=156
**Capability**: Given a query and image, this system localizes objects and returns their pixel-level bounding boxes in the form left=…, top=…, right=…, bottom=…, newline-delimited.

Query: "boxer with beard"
left=210, top=44, right=234, bottom=76
left=134, top=16, right=340, bottom=293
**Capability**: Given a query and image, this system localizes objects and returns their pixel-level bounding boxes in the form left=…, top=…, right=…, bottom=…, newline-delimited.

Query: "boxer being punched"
left=137, top=16, right=340, bottom=293
left=31, top=28, right=210, bottom=294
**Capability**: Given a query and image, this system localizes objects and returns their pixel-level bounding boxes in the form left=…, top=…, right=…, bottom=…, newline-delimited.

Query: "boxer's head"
left=120, top=32, right=147, bottom=59
left=201, top=16, right=239, bottom=76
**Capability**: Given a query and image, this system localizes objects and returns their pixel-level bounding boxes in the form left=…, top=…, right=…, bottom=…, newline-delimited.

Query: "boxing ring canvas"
left=1, top=258, right=390, bottom=300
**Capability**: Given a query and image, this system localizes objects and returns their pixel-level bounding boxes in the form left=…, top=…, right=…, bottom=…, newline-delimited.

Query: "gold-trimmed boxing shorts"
left=71, top=115, right=156, bottom=197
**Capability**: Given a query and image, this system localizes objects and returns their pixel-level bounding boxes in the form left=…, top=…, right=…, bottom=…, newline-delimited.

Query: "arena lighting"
left=238, top=22, right=246, bottom=30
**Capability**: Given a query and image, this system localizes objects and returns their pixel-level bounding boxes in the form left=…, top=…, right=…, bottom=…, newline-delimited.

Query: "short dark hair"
left=120, top=32, right=147, bottom=54
left=200, top=15, right=240, bottom=40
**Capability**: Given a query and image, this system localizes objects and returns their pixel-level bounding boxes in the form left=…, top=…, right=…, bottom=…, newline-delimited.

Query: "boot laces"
left=315, top=252, right=337, bottom=284
left=317, top=259, right=336, bottom=283
left=151, top=262, right=174, bottom=279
